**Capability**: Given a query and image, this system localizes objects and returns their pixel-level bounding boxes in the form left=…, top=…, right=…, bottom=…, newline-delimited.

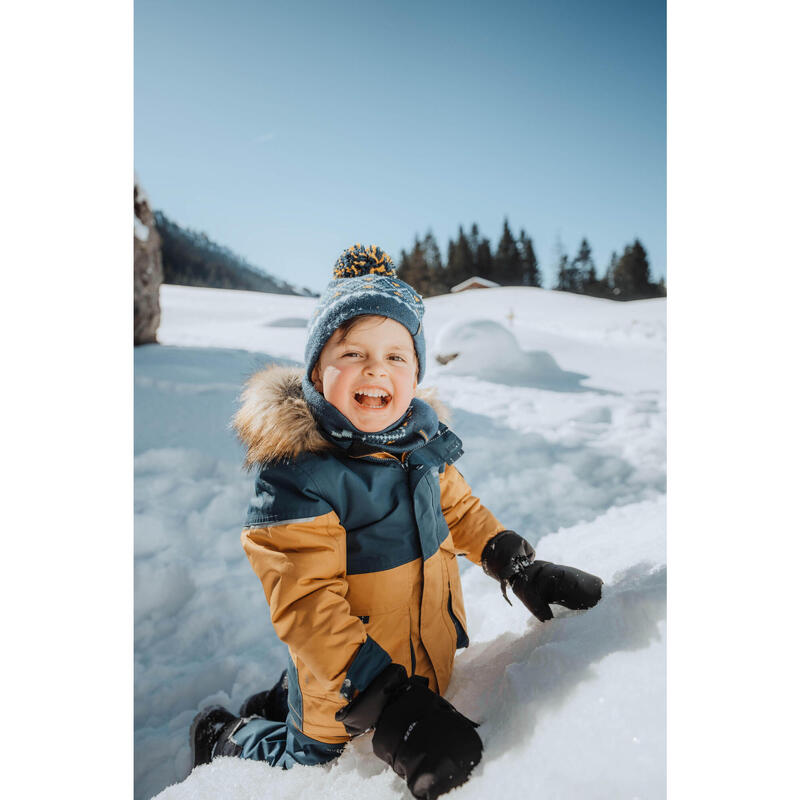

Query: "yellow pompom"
left=333, top=244, right=397, bottom=279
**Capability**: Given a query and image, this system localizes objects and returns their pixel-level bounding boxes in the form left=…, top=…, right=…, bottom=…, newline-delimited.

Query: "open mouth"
left=354, top=388, right=392, bottom=409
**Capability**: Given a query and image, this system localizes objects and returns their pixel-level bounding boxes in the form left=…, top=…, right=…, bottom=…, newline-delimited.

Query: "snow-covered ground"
left=135, top=284, right=665, bottom=800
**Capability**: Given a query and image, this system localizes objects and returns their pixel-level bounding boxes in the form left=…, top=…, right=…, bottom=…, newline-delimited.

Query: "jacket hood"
left=232, top=365, right=450, bottom=468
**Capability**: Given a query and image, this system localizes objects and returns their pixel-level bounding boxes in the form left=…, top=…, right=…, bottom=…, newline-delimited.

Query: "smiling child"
left=190, top=244, right=603, bottom=799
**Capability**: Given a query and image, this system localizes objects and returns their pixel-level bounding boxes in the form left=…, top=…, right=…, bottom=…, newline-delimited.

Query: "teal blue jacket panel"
left=244, top=423, right=465, bottom=576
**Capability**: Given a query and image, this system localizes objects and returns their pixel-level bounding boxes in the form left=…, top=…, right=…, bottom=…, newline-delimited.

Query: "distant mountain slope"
left=153, top=211, right=315, bottom=296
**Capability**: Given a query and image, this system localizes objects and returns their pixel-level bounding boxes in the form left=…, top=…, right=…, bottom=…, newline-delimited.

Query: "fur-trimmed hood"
left=232, top=366, right=450, bottom=468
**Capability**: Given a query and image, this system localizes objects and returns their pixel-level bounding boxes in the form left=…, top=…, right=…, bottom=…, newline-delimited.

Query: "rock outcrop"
left=134, top=179, right=164, bottom=345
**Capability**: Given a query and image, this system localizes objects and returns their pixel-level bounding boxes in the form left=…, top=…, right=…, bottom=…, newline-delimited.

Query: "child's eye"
left=342, top=352, right=362, bottom=358
left=388, top=355, right=406, bottom=362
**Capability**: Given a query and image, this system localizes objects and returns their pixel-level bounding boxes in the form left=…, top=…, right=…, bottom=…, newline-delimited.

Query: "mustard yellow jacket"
left=234, top=367, right=504, bottom=744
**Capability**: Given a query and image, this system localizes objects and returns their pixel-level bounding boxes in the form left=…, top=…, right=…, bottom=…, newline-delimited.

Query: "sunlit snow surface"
left=137, top=284, right=665, bottom=800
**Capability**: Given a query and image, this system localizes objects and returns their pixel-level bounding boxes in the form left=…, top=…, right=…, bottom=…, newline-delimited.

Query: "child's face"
left=311, top=316, right=418, bottom=433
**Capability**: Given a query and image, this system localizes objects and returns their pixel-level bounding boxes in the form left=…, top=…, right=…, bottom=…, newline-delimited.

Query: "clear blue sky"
left=135, top=0, right=665, bottom=292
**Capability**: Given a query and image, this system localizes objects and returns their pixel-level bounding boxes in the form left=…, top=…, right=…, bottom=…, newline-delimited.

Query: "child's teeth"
left=355, top=390, right=390, bottom=408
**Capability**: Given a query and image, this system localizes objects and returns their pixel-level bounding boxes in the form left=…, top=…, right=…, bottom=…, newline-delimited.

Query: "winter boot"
left=190, top=705, right=244, bottom=767
left=238, top=669, right=289, bottom=719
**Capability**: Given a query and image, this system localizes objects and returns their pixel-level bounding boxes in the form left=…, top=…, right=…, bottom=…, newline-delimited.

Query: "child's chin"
left=354, top=416, right=392, bottom=433
left=350, top=406, right=396, bottom=433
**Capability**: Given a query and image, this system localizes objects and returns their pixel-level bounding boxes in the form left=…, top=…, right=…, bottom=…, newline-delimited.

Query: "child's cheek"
left=398, top=380, right=415, bottom=409
left=321, top=365, right=344, bottom=402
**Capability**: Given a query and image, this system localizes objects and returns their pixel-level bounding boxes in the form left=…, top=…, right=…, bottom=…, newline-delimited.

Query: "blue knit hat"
left=305, top=244, right=426, bottom=382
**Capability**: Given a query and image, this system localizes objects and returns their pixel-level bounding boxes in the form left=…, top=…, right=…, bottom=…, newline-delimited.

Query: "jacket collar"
left=232, top=365, right=450, bottom=469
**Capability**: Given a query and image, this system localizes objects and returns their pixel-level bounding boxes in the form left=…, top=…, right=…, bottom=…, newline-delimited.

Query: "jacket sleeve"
left=241, top=462, right=390, bottom=700
left=439, top=462, right=506, bottom=565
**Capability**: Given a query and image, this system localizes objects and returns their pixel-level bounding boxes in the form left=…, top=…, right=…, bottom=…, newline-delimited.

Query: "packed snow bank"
left=155, top=497, right=665, bottom=800
left=137, top=285, right=665, bottom=800
left=156, top=284, right=315, bottom=361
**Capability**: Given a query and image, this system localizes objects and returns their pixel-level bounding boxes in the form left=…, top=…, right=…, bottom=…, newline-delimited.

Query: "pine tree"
left=446, top=226, right=474, bottom=288
left=606, top=252, right=618, bottom=286
left=556, top=244, right=582, bottom=293
left=468, top=223, right=481, bottom=264
left=398, top=248, right=409, bottom=278
left=466, top=222, right=495, bottom=282
left=397, top=243, right=413, bottom=287
left=422, top=230, right=448, bottom=296
left=613, top=239, right=652, bottom=299
left=571, top=238, right=595, bottom=293
left=555, top=253, right=571, bottom=291
left=476, top=236, right=493, bottom=281
left=552, top=237, right=566, bottom=290
left=397, top=236, right=430, bottom=295
left=518, top=229, right=541, bottom=287
left=494, top=218, right=522, bottom=285
left=446, top=239, right=456, bottom=281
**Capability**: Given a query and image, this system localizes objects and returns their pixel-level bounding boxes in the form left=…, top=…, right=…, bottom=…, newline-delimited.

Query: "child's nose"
left=363, top=357, right=387, bottom=376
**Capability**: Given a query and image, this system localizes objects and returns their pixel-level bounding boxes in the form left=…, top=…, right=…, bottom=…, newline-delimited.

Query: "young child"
left=191, top=244, right=602, bottom=799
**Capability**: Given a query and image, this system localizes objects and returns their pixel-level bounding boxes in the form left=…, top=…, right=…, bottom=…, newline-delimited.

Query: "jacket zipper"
left=445, top=572, right=470, bottom=649
left=350, top=441, right=438, bottom=675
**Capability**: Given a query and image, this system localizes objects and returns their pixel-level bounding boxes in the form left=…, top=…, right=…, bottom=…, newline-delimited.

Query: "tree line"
left=397, top=219, right=665, bottom=301
left=153, top=211, right=314, bottom=296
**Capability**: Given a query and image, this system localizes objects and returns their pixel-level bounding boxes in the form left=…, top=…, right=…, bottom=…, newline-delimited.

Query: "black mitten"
left=482, top=530, right=603, bottom=622
left=335, top=663, right=409, bottom=736
left=512, top=559, right=604, bottom=621
left=372, top=676, right=483, bottom=800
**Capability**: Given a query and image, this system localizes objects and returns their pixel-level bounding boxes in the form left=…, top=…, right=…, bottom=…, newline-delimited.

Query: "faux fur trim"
left=232, top=365, right=451, bottom=468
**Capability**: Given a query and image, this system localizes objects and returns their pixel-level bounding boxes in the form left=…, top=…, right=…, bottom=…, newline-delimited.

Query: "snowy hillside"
left=135, top=284, right=665, bottom=800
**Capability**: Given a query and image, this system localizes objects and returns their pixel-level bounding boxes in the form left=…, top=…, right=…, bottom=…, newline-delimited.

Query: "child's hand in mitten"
left=481, top=530, right=603, bottom=622
left=372, top=676, right=483, bottom=800
left=337, top=665, right=482, bottom=799
left=510, top=559, right=603, bottom=621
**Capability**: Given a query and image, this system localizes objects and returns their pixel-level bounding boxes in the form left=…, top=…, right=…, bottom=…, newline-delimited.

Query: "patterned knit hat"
left=305, top=244, right=427, bottom=382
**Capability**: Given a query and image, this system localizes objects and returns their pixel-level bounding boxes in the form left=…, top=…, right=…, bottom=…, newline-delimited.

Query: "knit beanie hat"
left=305, top=244, right=427, bottom=382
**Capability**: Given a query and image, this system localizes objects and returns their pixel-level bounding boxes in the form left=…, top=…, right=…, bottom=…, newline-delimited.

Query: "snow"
left=135, top=214, right=150, bottom=241
left=137, top=284, right=665, bottom=800
left=156, top=284, right=314, bottom=359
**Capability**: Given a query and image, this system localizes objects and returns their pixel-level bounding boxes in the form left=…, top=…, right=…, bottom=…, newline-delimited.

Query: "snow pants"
left=231, top=717, right=344, bottom=768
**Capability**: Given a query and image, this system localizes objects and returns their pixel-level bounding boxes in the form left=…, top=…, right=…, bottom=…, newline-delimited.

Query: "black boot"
left=190, top=706, right=244, bottom=767
left=238, top=669, right=289, bottom=719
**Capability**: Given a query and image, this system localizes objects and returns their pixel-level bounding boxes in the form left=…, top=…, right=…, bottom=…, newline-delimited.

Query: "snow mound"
left=432, top=318, right=589, bottom=391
